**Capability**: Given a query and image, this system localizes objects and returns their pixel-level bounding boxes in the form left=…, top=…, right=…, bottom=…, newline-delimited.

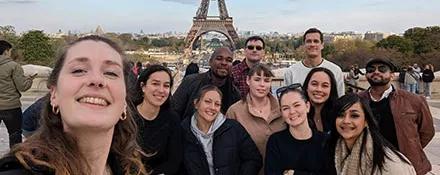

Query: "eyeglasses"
left=276, top=83, right=302, bottom=99
left=366, top=65, right=390, bottom=73
left=246, top=45, right=264, bottom=51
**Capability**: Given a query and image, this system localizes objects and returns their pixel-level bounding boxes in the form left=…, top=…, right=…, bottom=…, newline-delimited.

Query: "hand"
left=283, top=169, right=294, bottom=175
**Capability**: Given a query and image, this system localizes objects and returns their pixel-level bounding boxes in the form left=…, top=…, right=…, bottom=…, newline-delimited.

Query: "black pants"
left=0, top=108, right=23, bottom=148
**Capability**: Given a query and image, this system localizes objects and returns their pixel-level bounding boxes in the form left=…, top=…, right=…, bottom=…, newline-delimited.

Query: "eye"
left=71, top=69, right=86, bottom=75
left=104, top=71, right=119, bottom=78
left=164, top=83, right=171, bottom=88
left=281, top=107, right=289, bottom=111
left=351, top=114, right=360, bottom=118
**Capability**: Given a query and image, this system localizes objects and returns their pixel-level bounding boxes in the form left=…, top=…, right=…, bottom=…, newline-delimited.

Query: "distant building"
left=364, top=31, right=391, bottom=42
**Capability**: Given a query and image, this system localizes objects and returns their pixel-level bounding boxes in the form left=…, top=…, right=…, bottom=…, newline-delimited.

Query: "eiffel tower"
left=184, top=0, right=239, bottom=53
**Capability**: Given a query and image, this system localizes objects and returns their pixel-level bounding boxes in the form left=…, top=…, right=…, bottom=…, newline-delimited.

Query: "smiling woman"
left=0, top=35, right=147, bottom=175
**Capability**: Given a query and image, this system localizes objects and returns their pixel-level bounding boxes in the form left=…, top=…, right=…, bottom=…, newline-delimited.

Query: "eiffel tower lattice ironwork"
left=184, top=0, right=239, bottom=52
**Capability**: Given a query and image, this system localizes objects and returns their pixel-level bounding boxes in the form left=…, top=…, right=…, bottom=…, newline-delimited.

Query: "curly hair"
left=10, top=35, right=147, bottom=175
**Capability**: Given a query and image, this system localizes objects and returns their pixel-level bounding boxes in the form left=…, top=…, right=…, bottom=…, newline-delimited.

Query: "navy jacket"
left=181, top=118, right=262, bottom=175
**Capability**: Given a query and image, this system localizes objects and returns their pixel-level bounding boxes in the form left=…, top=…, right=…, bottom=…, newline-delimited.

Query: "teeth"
left=79, top=97, right=108, bottom=106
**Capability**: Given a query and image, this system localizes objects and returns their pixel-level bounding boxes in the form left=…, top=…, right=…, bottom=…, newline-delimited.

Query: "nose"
left=88, top=71, right=106, bottom=88
left=341, top=115, right=350, bottom=124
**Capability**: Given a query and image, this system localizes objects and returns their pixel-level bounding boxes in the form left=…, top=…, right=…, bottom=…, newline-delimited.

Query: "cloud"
left=0, top=0, right=38, bottom=4
left=160, top=0, right=198, bottom=5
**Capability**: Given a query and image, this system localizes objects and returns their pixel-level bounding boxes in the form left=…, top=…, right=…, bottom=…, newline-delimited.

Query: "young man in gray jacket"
left=0, top=40, right=36, bottom=148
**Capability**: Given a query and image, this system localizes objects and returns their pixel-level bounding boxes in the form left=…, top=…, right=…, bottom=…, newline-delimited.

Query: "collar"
left=368, top=85, right=394, bottom=102
left=236, top=59, right=250, bottom=71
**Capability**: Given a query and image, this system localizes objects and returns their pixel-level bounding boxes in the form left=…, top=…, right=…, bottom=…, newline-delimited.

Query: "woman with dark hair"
left=303, top=67, right=339, bottom=133
left=265, top=84, right=329, bottom=175
left=226, top=64, right=285, bottom=174
left=134, top=64, right=183, bottom=174
left=182, top=85, right=262, bottom=175
left=0, top=35, right=147, bottom=174
left=184, top=62, right=199, bottom=77
left=333, top=94, right=416, bottom=175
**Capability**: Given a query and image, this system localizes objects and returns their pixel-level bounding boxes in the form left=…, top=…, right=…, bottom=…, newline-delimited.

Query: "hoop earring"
left=52, top=105, right=59, bottom=115
left=120, top=107, right=127, bottom=120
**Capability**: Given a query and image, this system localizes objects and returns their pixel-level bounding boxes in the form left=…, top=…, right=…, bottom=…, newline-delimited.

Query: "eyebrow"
left=67, top=57, right=122, bottom=68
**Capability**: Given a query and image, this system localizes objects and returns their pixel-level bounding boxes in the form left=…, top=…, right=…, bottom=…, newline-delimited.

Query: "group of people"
left=398, top=63, right=435, bottom=98
left=0, top=27, right=434, bottom=175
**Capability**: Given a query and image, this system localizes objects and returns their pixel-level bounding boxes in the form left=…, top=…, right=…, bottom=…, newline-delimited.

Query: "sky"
left=0, top=0, right=439, bottom=34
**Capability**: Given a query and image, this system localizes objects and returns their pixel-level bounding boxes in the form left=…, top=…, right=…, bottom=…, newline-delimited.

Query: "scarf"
left=335, top=130, right=374, bottom=175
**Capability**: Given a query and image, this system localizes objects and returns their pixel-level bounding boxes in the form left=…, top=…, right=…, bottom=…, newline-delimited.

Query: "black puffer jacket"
left=181, top=118, right=262, bottom=175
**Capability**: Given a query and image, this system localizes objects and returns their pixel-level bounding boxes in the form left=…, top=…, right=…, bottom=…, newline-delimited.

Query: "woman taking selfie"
left=332, top=94, right=416, bottom=175
left=182, top=85, right=262, bottom=175
left=0, top=36, right=146, bottom=175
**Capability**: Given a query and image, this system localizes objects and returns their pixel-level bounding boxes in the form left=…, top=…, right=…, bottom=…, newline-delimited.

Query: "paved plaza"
left=0, top=90, right=439, bottom=174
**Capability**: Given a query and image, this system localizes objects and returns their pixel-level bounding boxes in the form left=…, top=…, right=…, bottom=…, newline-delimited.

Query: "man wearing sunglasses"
left=359, top=58, right=434, bottom=175
left=232, top=36, right=266, bottom=97
left=283, top=28, right=345, bottom=97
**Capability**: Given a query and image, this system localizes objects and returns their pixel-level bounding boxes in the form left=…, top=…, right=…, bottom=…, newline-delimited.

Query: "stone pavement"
left=0, top=91, right=439, bottom=174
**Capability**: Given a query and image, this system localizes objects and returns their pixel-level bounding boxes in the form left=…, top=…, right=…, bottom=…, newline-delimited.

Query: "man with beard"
left=172, top=47, right=240, bottom=119
left=358, top=58, right=434, bottom=175
left=232, top=36, right=265, bottom=97
left=284, top=28, right=344, bottom=97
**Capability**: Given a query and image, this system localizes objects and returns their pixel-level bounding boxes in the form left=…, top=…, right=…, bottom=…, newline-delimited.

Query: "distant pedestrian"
left=422, top=64, right=435, bottom=99
left=398, top=66, right=407, bottom=90
left=405, top=66, right=418, bottom=94
left=0, top=40, right=36, bottom=148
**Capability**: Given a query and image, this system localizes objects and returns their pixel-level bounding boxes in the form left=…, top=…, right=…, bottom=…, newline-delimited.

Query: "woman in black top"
left=265, top=84, right=328, bottom=175
left=134, top=64, right=183, bottom=175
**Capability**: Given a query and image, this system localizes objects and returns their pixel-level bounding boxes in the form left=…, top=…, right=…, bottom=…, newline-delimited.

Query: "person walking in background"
left=0, top=40, right=36, bottom=148
left=226, top=64, right=285, bottom=174
left=332, top=94, right=416, bottom=175
left=265, top=83, right=329, bottom=175
left=422, top=64, right=435, bottom=99
left=184, top=62, right=199, bottom=77
left=405, top=66, right=418, bottom=94
left=232, top=36, right=266, bottom=97
left=347, top=64, right=364, bottom=93
left=181, top=85, right=262, bottom=175
left=413, top=63, right=422, bottom=94
left=283, top=28, right=345, bottom=97
left=398, top=66, right=407, bottom=90
left=359, top=58, right=434, bottom=175
left=134, top=64, right=183, bottom=175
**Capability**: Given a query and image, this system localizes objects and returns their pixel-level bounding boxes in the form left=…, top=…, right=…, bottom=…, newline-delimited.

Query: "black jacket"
left=0, top=153, right=124, bottom=175
left=172, top=70, right=240, bottom=120
left=422, top=69, right=435, bottom=82
left=181, top=118, right=262, bottom=175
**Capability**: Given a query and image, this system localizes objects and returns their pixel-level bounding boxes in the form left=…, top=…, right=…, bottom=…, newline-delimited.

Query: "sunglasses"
left=276, top=83, right=302, bottom=99
left=246, top=45, right=264, bottom=51
left=366, top=65, right=390, bottom=73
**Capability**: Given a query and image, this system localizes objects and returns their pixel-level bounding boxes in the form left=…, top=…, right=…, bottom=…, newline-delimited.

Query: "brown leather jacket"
left=359, top=88, right=435, bottom=175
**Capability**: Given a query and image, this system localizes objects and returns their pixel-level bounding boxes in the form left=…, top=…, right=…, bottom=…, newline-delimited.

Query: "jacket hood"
left=0, top=55, right=12, bottom=65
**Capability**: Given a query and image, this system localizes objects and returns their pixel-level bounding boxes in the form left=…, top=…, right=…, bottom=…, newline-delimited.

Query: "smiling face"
left=209, top=48, right=233, bottom=78
left=307, top=71, right=331, bottom=105
left=280, top=91, right=310, bottom=127
left=50, top=40, right=126, bottom=132
left=247, top=71, right=272, bottom=98
left=335, top=102, right=367, bottom=148
left=142, top=71, right=171, bottom=107
left=194, top=90, right=222, bottom=125
left=365, top=63, right=394, bottom=86
left=304, top=32, right=324, bottom=59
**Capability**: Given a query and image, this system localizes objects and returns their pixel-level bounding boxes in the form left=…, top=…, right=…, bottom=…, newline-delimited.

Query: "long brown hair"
left=10, top=35, right=147, bottom=175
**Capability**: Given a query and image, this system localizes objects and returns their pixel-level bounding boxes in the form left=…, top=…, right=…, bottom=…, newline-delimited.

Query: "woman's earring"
left=120, top=106, right=127, bottom=120
left=52, top=105, right=59, bottom=115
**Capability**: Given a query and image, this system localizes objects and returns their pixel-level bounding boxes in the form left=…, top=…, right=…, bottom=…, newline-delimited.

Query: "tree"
left=0, top=25, right=19, bottom=46
left=404, top=26, right=440, bottom=54
left=19, top=30, right=55, bottom=66
left=376, top=35, right=414, bottom=53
